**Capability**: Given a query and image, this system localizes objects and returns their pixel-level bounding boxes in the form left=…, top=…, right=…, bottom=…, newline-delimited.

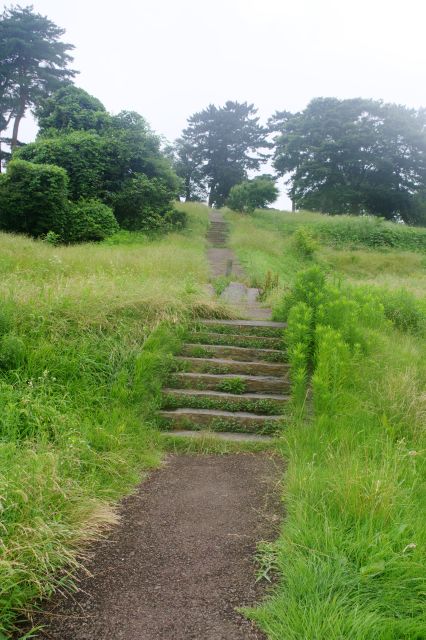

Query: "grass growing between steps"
left=242, top=263, right=426, bottom=638
left=0, top=203, right=223, bottom=636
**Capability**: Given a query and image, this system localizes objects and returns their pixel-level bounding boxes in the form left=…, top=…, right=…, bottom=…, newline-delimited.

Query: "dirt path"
left=29, top=455, right=282, bottom=640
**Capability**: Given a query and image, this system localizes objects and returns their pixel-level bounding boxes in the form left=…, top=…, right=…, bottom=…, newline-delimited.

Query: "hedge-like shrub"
left=65, top=199, right=119, bottom=243
left=112, top=175, right=179, bottom=231
left=0, top=159, right=69, bottom=237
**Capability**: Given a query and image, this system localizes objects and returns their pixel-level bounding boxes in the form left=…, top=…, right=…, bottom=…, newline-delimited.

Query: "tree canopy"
left=0, top=5, right=77, bottom=155
left=175, top=101, right=268, bottom=207
left=227, top=176, right=278, bottom=213
left=270, top=98, right=426, bottom=223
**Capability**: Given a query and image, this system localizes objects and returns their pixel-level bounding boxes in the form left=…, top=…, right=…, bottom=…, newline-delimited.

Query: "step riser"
left=181, top=344, right=285, bottom=363
left=194, top=322, right=285, bottom=338
left=176, top=357, right=288, bottom=376
left=170, top=373, right=289, bottom=394
left=190, top=332, right=283, bottom=349
left=161, top=392, right=288, bottom=415
left=160, top=413, right=280, bottom=435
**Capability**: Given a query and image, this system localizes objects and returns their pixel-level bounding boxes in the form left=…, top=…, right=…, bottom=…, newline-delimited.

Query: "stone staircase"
left=160, top=319, right=289, bottom=442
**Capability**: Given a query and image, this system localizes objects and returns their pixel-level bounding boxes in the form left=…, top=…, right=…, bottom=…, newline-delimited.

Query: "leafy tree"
left=178, top=101, right=268, bottom=207
left=270, top=98, right=426, bottom=223
left=17, top=102, right=180, bottom=203
left=0, top=5, right=77, bottom=151
left=36, top=85, right=108, bottom=136
left=227, top=176, right=278, bottom=213
left=0, top=159, right=69, bottom=236
left=17, top=131, right=109, bottom=200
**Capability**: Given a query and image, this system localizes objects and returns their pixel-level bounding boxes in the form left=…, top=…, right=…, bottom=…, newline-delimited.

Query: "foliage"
left=112, top=175, right=179, bottom=231
left=292, top=226, right=318, bottom=258
left=271, top=97, right=426, bottom=223
left=0, top=159, right=69, bottom=237
left=16, top=97, right=181, bottom=234
left=176, top=101, right=268, bottom=206
left=0, top=5, right=76, bottom=150
left=17, top=131, right=108, bottom=200
left=248, top=258, right=426, bottom=639
left=65, top=199, right=119, bottom=243
left=227, top=176, right=278, bottom=213
left=286, top=302, right=312, bottom=411
left=36, top=85, right=108, bottom=136
left=217, top=377, right=246, bottom=394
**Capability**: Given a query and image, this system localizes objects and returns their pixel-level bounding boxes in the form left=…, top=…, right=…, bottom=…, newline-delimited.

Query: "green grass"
left=0, top=202, right=223, bottom=636
left=225, top=208, right=426, bottom=302
left=224, top=208, right=426, bottom=638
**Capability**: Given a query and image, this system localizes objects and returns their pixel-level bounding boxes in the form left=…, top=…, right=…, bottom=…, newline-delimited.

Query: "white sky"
left=4, top=0, right=426, bottom=208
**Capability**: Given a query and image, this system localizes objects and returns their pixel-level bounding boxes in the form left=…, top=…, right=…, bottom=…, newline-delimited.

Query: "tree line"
left=1, top=4, right=426, bottom=245
left=174, top=99, right=426, bottom=224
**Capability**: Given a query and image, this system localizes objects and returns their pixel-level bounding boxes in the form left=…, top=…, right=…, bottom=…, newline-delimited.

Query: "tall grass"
left=233, top=213, right=426, bottom=637
left=225, top=208, right=426, bottom=301
left=0, top=203, right=219, bottom=635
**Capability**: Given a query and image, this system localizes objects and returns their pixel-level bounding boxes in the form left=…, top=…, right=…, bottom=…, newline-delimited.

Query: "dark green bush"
left=17, top=131, right=109, bottom=201
left=0, top=159, right=69, bottom=237
left=65, top=199, right=119, bottom=243
left=112, top=175, right=179, bottom=231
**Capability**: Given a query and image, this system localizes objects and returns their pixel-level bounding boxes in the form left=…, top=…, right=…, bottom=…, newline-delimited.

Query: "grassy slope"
left=226, top=208, right=426, bottom=300
left=226, top=208, right=426, bottom=639
left=0, top=203, right=217, bottom=635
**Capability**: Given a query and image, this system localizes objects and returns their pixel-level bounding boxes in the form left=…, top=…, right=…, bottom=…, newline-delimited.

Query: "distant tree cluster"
left=0, top=6, right=182, bottom=242
left=270, top=98, right=426, bottom=224
left=2, top=4, right=426, bottom=236
left=175, top=98, right=426, bottom=224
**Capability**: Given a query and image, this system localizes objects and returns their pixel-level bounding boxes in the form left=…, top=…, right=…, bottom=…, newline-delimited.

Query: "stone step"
left=162, top=388, right=289, bottom=414
left=189, top=332, right=283, bottom=349
left=161, top=430, right=274, bottom=443
left=176, top=356, right=289, bottom=376
left=159, top=408, right=282, bottom=434
left=169, top=372, right=289, bottom=394
left=197, top=319, right=286, bottom=337
left=181, top=343, right=285, bottom=363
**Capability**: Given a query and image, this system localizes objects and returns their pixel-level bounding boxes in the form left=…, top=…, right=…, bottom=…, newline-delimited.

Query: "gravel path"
left=29, top=454, right=282, bottom=640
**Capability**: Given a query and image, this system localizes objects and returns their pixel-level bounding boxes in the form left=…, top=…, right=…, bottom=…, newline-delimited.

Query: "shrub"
left=375, top=288, right=426, bottom=335
left=227, top=177, right=278, bottom=213
left=312, top=325, right=351, bottom=416
left=278, top=266, right=327, bottom=321
left=286, top=302, right=313, bottom=411
left=292, top=227, right=318, bottom=258
left=0, top=159, right=69, bottom=238
left=112, top=175, right=178, bottom=231
left=65, top=199, right=119, bottom=243
left=17, top=131, right=109, bottom=201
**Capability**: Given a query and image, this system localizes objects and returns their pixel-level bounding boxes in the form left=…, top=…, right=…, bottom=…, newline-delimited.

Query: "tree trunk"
left=11, top=93, right=26, bottom=151
left=292, top=198, right=296, bottom=212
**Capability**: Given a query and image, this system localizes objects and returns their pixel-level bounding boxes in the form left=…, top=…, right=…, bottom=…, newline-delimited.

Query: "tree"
left=36, top=85, right=108, bottom=136
left=227, top=176, right=278, bottom=213
left=270, top=98, right=426, bottom=223
left=178, top=101, right=268, bottom=207
left=0, top=4, right=77, bottom=152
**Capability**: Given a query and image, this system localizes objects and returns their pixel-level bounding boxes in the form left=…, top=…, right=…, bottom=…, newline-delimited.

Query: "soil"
left=27, top=454, right=282, bottom=640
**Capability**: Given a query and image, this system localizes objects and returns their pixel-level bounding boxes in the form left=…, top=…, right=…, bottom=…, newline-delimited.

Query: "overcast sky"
left=4, top=0, right=426, bottom=207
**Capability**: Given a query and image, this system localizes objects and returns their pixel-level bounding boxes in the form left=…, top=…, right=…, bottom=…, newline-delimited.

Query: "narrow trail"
left=27, top=209, right=286, bottom=640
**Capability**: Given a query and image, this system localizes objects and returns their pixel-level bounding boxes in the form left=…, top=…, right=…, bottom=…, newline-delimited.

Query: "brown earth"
left=27, top=454, right=283, bottom=640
